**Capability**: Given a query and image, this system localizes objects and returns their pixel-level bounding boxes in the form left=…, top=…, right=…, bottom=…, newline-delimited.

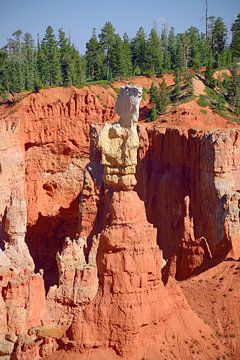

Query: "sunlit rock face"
left=98, top=85, right=142, bottom=191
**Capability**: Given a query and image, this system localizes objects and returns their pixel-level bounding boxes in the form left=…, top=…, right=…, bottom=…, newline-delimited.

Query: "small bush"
left=149, top=103, right=158, bottom=121
left=197, top=95, right=209, bottom=107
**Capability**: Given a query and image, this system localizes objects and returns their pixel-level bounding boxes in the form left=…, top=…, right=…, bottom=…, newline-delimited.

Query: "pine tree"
left=149, top=81, right=157, bottom=102
left=175, top=34, right=185, bottom=70
left=145, top=28, right=163, bottom=74
left=236, top=86, right=240, bottom=116
left=71, top=46, right=83, bottom=86
left=59, top=28, right=72, bottom=86
left=228, top=62, right=240, bottom=115
left=85, top=28, right=104, bottom=80
left=198, top=33, right=208, bottom=67
left=156, top=80, right=170, bottom=114
left=42, top=26, right=61, bottom=86
left=22, top=32, right=36, bottom=89
left=231, top=13, right=240, bottom=60
left=0, top=49, right=9, bottom=96
left=0, top=19, right=235, bottom=95
left=109, top=34, right=125, bottom=78
left=212, top=17, right=227, bottom=67
left=161, top=26, right=171, bottom=70
left=122, top=33, right=132, bottom=77
left=131, top=27, right=147, bottom=74
left=99, top=21, right=116, bottom=80
left=205, top=61, right=215, bottom=87
left=174, top=68, right=181, bottom=99
left=168, top=27, right=176, bottom=69
left=163, top=50, right=171, bottom=71
left=204, top=16, right=214, bottom=64
left=185, top=72, right=194, bottom=97
left=7, top=30, right=24, bottom=92
left=186, top=27, right=201, bottom=70
left=222, top=48, right=233, bottom=67
left=150, top=103, right=158, bottom=121
left=36, top=34, right=46, bottom=88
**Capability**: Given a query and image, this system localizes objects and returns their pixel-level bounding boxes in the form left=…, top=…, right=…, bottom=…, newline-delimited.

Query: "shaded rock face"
left=137, top=126, right=240, bottom=265
left=163, top=195, right=212, bottom=281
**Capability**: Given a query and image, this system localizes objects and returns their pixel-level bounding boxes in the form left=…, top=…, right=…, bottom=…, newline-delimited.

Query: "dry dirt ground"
left=180, top=260, right=240, bottom=359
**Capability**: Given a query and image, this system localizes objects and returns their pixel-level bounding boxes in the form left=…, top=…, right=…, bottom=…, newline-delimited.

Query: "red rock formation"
left=0, top=270, right=47, bottom=343
left=61, top=86, right=225, bottom=359
left=0, top=118, right=33, bottom=272
left=165, top=195, right=212, bottom=281
left=68, top=190, right=223, bottom=359
left=21, top=87, right=115, bottom=287
left=0, top=82, right=240, bottom=359
left=0, top=86, right=115, bottom=358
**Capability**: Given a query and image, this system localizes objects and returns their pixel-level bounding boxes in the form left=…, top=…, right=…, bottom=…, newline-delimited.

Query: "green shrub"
left=150, top=103, right=158, bottom=121
left=197, top=95, right=209, bottom=107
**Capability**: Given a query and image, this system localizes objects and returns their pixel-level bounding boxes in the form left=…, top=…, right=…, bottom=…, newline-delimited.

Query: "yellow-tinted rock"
left=98, top=85, right=142, bottom=190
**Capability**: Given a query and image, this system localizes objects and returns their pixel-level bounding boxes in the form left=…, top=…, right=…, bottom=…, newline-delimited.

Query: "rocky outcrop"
left=22, top=87, right=115, bottom=287
left=0, top=86, right=115, bottom=359
left=165, top=196, right=212, bottom=281
left=137, top=126, right=240, bottom=268
left=98, top=85, right=142, bottom=190
left=224, top=191, right=240, bottom=260
left=47, top=236, right=98, bottom=311
left=0, top=82, right=240, bottom=359
left=0, top=119, right=33, bottom=272
left=65, top=86, right=224, bottom=359
left=0, top=270, right=47, bottom=347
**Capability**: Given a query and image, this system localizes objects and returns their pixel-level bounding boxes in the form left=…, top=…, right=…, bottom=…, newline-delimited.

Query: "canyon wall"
left=65, top=85, right=225, bottom=359
left=0, top=86, right=115, bottom=357
left=21, top=87, right=115, bottom=288
left=137, top=126, right=240, bottom=274
left=0, top=84, right=239, bottom=359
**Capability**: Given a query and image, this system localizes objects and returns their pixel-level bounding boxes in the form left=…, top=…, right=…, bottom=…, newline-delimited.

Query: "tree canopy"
left=0, top=13, right=239, bottom=96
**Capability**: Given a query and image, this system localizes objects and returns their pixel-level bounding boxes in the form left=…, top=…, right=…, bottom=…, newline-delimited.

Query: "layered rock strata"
left=66, top=86, right=224, bottom=359
left=0, top=84, right=239, bottom=359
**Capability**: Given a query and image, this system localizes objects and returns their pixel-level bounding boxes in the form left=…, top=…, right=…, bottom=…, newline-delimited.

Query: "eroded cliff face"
left=22, top=87, right=115, bottom=287
left=0, top=83, right=240, bottom=359
left=137, top=125, right=240, bottom=277
left=0, top=86, right=115, bottom=357
left=65, top=85, right=225, bottom=359
left=0, top=116, right=47, bottom=356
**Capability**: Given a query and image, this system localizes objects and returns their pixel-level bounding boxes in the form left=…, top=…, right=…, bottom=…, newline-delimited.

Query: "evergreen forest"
left=0, top=14, right=240, bottom=116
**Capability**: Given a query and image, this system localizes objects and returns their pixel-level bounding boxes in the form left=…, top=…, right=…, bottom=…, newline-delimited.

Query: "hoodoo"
left=66, top=85, right=224, bottom=359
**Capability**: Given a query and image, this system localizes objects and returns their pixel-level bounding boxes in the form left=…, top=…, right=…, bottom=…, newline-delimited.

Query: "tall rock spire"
left=98, top=85, right=142, bottom=190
